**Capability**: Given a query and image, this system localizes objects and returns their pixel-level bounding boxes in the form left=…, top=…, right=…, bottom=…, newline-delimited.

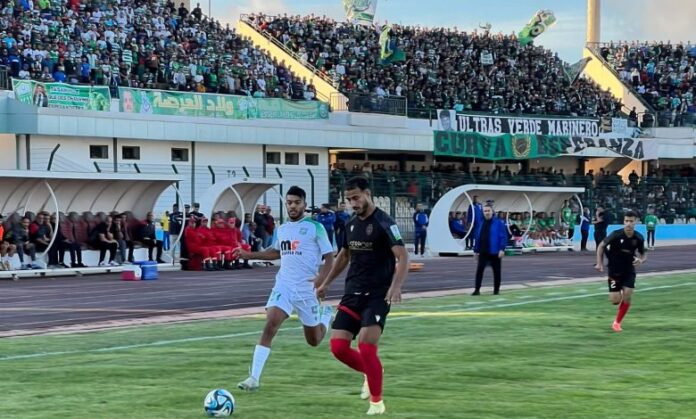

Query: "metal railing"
left=240, top=14, right=337, bottom=100
left=0, top=65, right=9, bottom=90
left=346, top=93, right=407, bottom=117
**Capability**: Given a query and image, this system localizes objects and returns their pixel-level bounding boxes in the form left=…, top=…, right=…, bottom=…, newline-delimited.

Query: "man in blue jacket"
left=413, top=204, right=429, bottom=256
left=334, top=202, right=351, bottom=252
left=472, top=204, right=508, bottom=295
left=466, top=195, right=483, bottom=250
left=316, top=203, right=337, bottom=247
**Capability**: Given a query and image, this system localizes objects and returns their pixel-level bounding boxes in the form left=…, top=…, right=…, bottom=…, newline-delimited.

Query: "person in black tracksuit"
left=593, top=206, right=608, bottom=249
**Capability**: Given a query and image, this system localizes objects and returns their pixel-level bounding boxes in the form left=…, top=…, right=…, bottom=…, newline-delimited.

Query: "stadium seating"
left=0, top=1, right=314, bottom=100
left=248, top=14, right=622, bottom=118
left=592, top=42, right=696, bottom=126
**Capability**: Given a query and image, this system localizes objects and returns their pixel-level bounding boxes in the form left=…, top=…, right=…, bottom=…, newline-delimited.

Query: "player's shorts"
left=332, top=292, right=391, bottom=337
left=607, top=272, right=636, bottom=292
left=265, top=286, right=321, bottom=327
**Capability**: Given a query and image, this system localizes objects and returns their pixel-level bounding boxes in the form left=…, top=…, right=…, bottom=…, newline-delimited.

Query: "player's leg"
left=358, top=297, right=390, bottom=415
left=297, top=295, right=334, bottom=346
left=608, top=277, right=623, bottom=305
left=614, top=280, right=635, bottom=331
left=329, top=301, right=364, bottom=374
left=238, top=289, right=291, bottom=391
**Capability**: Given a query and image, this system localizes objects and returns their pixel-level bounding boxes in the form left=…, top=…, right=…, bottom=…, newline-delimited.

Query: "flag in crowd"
left=518, top=9, right=557, bottom=46
left=342, top=0, right=378, bottom=26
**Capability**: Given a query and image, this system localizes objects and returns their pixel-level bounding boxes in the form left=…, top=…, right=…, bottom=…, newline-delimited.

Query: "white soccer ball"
left=203, top=388, right=235, bottom=417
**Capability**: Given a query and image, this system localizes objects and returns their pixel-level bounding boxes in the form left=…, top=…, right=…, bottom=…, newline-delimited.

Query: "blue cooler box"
left=135, top=261, right=159, bottom=280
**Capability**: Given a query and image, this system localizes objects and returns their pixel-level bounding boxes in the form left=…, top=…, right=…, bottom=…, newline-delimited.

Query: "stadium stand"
left=591, top=42, right=696, bottom=126
left=246, top=14, right=623, bottom=118
left=0, top=0, right=318, bottom=100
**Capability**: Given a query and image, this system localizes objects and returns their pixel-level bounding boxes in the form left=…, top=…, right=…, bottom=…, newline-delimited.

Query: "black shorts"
left=607, top=272, right=636, bottom=292
left=332, top=293, right=391, bottom=337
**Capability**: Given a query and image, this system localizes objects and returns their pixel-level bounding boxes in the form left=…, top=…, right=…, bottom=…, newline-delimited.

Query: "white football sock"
left=250, top=345, right=271, bottom=381
left=320, top=305, right=333, bottom=330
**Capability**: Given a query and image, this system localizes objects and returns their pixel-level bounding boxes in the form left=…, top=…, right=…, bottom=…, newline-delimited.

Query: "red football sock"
left=358, top=342, right=383, bottom=403
left=615, top=301, right=631, bottom=324
left=330, top=338, right=364, bottom=373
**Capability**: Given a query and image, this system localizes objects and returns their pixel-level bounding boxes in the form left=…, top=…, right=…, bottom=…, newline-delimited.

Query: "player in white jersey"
left=236, top=186, right=335, bottom=392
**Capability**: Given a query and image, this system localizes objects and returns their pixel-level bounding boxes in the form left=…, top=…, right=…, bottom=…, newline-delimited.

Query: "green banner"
left=119, top=88, right=329, bottom=120
left=12, top=79, right=111, bottom=111
left=434, top=131, right=567, bottom=160
left=433, top=131, right=658, bottom=161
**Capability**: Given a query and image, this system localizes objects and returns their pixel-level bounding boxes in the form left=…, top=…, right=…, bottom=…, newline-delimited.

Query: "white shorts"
left=265, top=286, right=321, bottom=327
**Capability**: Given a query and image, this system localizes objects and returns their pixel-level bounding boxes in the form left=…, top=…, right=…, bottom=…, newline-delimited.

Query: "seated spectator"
left=91, top=215, right=119, bottom=267
left=139, top=212, right=165, bottom=264
left=58, top=213, right=86, bottom=268
left=0, top=213, right=17, bottom=270
left=13, top=216, right=38, bottom=269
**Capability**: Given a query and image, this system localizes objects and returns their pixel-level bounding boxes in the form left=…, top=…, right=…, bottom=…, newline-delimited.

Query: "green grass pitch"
left=1, top=273, right=695, bottom=418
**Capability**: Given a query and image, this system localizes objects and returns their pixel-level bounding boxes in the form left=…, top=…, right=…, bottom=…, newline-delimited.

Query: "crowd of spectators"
left=597, top=41, right=696, bottom=126
left=330, top=162, right=696, bottom=223
left=250, top=13, right=622, bottom=117
left=0, top=0, right=319, bottom=100
left=0, top=209, right=166, bottom=270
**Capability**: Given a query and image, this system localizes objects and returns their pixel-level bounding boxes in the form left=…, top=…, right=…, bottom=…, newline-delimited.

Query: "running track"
left=1, top=246, right=694, bottom=335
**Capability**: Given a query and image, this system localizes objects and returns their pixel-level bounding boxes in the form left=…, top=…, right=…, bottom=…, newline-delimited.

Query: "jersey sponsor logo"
left=390, top=224, right=402, bottom=241
left=349, top=240, right=373, bottom=251
left=280, top=239, right=302, bottom=255
left=366, top=224, right=373, bottom=235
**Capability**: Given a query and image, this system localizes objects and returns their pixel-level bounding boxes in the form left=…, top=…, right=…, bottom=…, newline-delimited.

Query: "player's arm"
left=594, top=241, right=606, bottom=272
left=236, top=228, right=280, bottom=260
left=387, top=245, right=409, bottom=304
left=240, top=247, right=280, bottom=261
left=313, top=224, right=336, bottom=290
left=317, top=247, right=350, bottom=298
left=595, top=230, right=618, bottom=271
left=634, top=236, right=647, bottom=266
left=314, top=251, right=335, bottom=289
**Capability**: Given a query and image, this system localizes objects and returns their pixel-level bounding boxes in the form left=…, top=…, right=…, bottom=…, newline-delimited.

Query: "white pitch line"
left=1, top=281, right=694, bottom=363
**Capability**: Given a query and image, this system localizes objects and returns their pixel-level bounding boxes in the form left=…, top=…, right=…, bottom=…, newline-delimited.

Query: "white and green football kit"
left=266, top=217, right=334, bottom=326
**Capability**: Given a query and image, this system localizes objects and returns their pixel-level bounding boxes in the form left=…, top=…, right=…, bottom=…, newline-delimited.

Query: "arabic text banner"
left=118, top=88, right=329, bottom=120
left=12, top=79, right=111, bottom=111
left=433, top=131, right=658, bottom=161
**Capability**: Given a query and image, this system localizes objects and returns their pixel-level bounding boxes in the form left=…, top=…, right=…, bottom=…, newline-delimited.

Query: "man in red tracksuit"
left=184, top=217, right=218, bottom=271
left=211, top=214, right=239, bottom=270
left=198, top=216, right=232, bottom=270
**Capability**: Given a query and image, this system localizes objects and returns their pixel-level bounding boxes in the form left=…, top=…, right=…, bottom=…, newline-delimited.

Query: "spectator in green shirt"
left=561, top=201, right=576, bottom=240
left=644, top=207, right=658, bottom=250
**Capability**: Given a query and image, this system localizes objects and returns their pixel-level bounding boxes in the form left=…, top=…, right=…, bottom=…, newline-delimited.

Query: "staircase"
left=582, top=45, right=655, bottom=124
left=236, top=16, right=349, bottom=111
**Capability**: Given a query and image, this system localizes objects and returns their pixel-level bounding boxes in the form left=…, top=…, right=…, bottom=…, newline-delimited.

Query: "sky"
left=204, top=0, right=695, bottom=63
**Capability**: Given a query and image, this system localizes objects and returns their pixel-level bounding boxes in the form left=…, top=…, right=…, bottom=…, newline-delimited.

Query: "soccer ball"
left=203, top=388, right=235, bottom=417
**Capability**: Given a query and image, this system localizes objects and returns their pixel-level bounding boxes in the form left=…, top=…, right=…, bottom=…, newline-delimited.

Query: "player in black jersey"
left=594, top=210, right=646, bottom=332
left=316, top=176, right=409, bottom=416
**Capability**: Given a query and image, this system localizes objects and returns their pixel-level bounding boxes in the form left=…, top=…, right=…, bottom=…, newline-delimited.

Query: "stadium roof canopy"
left=428, top=185, right=586, bottom=254
left=197, top=178, right=282, bottom=221
left=0, top=170, right=182, bottom=220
